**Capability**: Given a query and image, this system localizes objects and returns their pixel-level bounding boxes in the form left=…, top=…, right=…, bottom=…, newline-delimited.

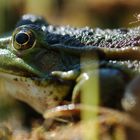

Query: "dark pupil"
left=15, top=32, right=29, bottom=44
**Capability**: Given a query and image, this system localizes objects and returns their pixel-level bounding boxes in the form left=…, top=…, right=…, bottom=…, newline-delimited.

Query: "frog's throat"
left=0, top=72, right=71, bottom=114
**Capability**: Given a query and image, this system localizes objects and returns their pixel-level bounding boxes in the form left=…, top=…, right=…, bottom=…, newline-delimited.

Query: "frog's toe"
left=72, top=73, right=90, bottom=103
left=72, top=82, right=81, bottom=103
left=0, top=125, right=11, bottom=139
left=51, top=70, right=79, bottom=81
left=122, top=76, right=140, bottom=121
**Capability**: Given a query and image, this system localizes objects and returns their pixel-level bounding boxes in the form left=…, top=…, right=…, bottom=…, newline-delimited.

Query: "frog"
left=0, top=14, right=140, bottom=116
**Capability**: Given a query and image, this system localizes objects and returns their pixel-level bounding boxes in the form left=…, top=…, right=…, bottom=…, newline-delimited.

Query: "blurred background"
left=0, top=0, right=139, bottom=128
left=0, top=0, right=140, bottom=34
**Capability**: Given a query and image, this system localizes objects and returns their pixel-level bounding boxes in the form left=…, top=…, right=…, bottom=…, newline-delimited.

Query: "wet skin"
left=0, top=14, right=140, bottom=114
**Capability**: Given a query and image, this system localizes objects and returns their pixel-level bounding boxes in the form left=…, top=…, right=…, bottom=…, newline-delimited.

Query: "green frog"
left=0, top=14, right=140, bottom=115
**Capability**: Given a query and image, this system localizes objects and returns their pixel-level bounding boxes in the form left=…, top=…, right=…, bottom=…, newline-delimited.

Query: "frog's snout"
left=0, top=36, right=11, bottom=49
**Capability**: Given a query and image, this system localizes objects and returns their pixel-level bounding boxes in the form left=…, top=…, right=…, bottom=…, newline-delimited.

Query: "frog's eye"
left=13, top=30, right=36, bottom=50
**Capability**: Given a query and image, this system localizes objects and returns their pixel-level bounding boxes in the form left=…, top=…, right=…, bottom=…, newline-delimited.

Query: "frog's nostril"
left=15, top=32, right=29, bottom=45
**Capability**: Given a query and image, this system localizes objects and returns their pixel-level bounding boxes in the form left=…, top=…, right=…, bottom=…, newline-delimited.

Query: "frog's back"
left=16, top=14, right=140, bottom=49
left=45, top=25, right=140, bottom=48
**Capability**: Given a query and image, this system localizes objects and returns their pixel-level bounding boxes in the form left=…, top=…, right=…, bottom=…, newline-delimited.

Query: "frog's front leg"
left=52, top=70, right=94, bottom=103
left=72, top=72, right=91, bottom=103
left=72, top=68, right=126, bottom=109
left=51, top=69, right=81, bottom=103
left=51, top=69, right=80, bottom=81
left=51, top=68, right=92, bottom=103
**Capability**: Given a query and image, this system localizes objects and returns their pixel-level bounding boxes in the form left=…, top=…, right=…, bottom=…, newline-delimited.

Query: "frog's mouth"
left=0, top=48, right=43, bottom=78
left=0, top=49, right=43, bottom=78
left=0, top=35, right=46, bottom=78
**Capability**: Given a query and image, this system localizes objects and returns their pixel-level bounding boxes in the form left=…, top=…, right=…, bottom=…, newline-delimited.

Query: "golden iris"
left=13, top=29, right=36, bottom=50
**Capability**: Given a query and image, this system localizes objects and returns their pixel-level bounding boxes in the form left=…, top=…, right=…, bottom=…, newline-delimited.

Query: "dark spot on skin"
left=19, top=78, right=27, bottom=82
left=106, top=38, right=112, bottom=42
left=54, top=96, right=59, bottom=101
left=88, top=32, right=94, bottom=36
left=48, top=91, right=53, bottom=96
left=44, top=91, right=46, bottom=93
left=20, top=78, right=23, bottom=81
left=134, top=36, right=140, bottom=41
left=13, top=78, right=18, bottom=81
left=33, top=79, right=42, bottom=86
left=28, top=84, right=30, bottom=87
left=118, top=28, right=128, bottom=34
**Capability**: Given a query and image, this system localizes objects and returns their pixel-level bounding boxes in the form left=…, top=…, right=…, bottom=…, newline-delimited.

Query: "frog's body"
left=0, top=14, right=140, bottom=114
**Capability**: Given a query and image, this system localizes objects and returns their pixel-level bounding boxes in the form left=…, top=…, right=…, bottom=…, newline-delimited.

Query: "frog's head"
left=0, top=14, right=76, bottom=113
left=0, top=25, right=67, bottom=78
left=0, top=26, right=40, bottom=77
